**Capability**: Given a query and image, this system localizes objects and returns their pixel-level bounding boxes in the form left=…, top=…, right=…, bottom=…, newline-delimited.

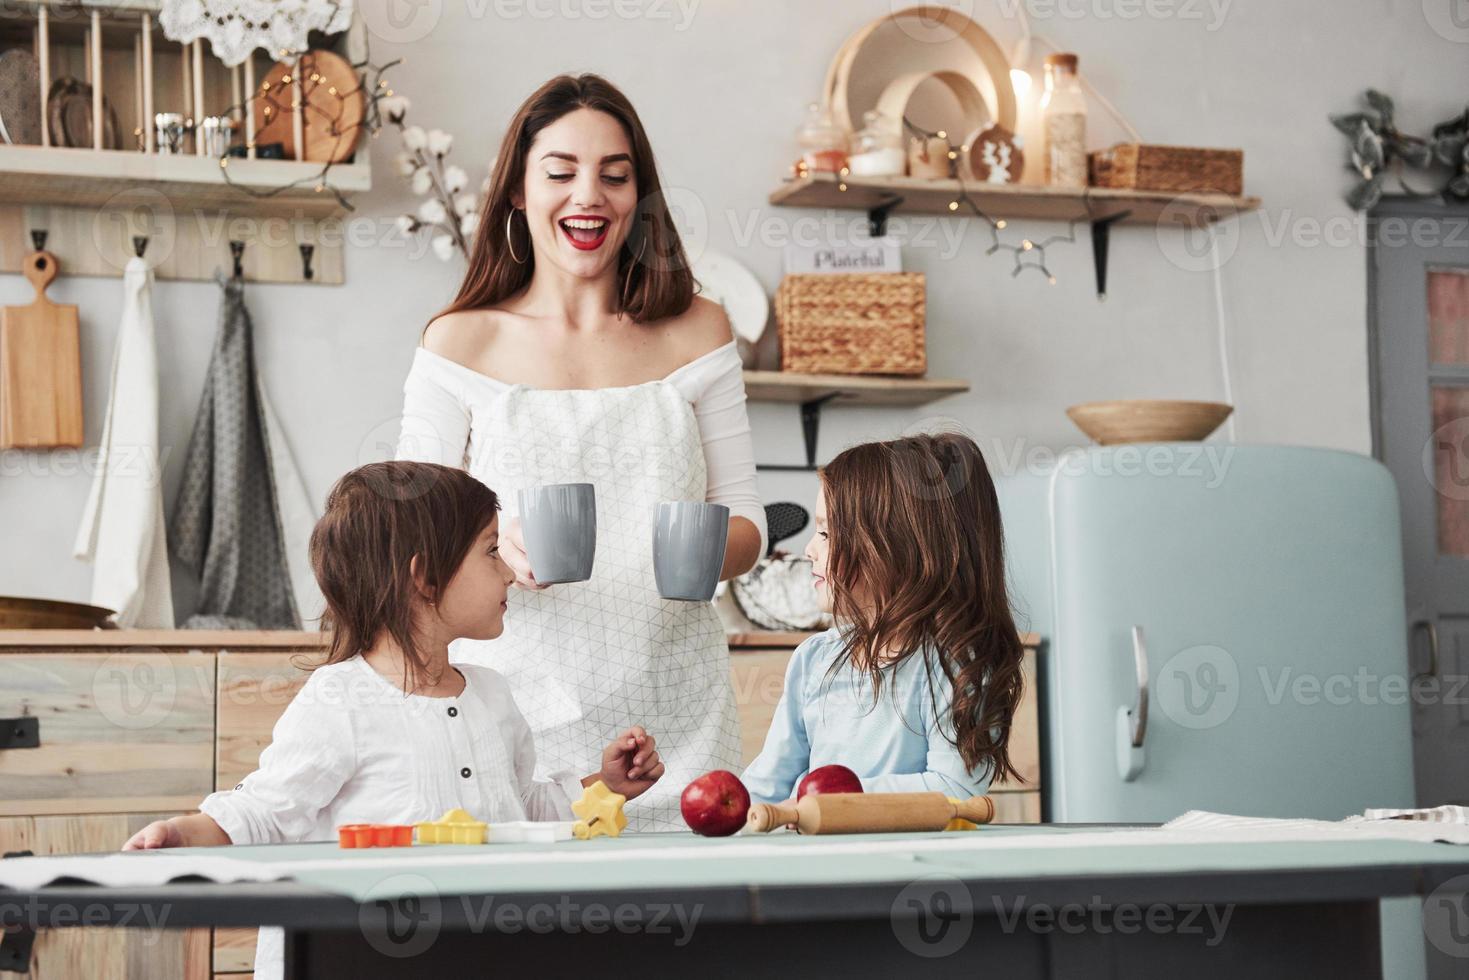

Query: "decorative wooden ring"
left=825, top=4, right=1016, bottom=134
left=875, top=70, right=993, bottom=141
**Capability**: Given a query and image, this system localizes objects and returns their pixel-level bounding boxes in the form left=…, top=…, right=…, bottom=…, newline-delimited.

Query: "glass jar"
left=847, top=110, right=905, bottom=177
left=796, top=102, right=848, bottom=175
left=1040, top=53, right=1087, bottom=188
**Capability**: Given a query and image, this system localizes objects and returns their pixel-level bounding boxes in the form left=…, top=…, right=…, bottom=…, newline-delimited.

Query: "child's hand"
left=123, top=819, right=184, bottom=850
left=122, top=813, right=230, bottom=850
left=594, top=725, right=665, bottom=800
left=502, top=517, right=549, bottom=591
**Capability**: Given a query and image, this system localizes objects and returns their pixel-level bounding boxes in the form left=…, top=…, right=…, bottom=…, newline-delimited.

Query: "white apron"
left=450, top=379, right=742, bottom=830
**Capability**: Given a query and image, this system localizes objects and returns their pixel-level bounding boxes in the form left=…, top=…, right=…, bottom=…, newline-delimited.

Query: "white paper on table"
left=0, top=853, right=292, bottom=892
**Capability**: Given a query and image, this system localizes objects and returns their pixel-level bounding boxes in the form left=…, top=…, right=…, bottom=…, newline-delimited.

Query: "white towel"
left=73, top=256, right=174, bottom=628
left=1165, top=810, right=1469, bottom=845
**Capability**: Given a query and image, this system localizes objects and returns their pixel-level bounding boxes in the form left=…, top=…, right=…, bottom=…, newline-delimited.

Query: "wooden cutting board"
left=0, top=250, right=83, bottom=448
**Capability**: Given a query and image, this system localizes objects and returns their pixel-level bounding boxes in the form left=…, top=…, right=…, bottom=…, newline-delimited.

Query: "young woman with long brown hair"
left=396, top=74, right=765, bottom=829
left=742, top=433, right=1026, bottom=802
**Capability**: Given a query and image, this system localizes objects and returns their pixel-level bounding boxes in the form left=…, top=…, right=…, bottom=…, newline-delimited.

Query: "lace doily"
left=159, top=0, right=354, bottom=67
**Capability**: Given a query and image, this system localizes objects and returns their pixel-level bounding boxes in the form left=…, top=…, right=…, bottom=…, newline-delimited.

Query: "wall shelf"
left=769, top=172, right=1259, bottom=229
left=745, top=371, right=970, bottom=471
left=0, top=145, right=368, bottom=220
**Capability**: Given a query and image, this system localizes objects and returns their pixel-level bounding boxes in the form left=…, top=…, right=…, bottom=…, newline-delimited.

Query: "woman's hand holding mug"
left=502, top=516, right=549, bottom=591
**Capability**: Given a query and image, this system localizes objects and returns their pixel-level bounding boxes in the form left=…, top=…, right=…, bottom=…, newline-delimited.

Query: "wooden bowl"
left=0, top=596, right=117, bottom=629
left=1066, top=400, right=1233, bottom=445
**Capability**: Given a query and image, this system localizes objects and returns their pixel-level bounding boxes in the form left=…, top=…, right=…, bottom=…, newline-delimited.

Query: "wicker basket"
left=776, top=273, right=926, bottom=376
left=1088, top=143, right=1244, bottom=196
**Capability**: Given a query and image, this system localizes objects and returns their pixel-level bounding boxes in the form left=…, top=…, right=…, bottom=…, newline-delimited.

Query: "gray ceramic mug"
left=517, top=483, right=597, bottom=585
left=652, top=501, right=730, bottom=602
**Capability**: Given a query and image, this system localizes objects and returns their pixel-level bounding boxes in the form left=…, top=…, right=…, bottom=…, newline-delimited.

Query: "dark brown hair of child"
left=308, top=461, right=499, bottom=694
left=819, top=433, right=1026, bottom=784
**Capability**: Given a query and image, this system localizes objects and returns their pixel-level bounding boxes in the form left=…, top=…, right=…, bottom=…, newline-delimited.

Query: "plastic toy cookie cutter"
left=943, top=797, right=980, bottom=832
left=489, top=821, right=578, bottom=843
left=414, top=807, right=488, bottom=845
left=337, top=824, right=413, bottom=848
left=570, top=780, right=627, bottom=839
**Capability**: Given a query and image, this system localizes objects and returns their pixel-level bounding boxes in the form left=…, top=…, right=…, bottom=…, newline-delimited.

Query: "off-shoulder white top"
left=398, top=339, right=767, bottom=554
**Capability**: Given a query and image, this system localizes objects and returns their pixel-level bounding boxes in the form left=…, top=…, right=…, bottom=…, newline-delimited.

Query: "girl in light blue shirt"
left=742, top=434, right=1026, bottom=804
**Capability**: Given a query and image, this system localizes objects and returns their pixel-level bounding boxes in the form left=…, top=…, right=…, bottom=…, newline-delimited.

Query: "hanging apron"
left=450, top=379, right=741, bottom=831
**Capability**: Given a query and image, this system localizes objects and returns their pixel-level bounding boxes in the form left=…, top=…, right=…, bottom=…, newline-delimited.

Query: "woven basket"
left=1088, top=143, right=1243, bottom=196
left=776, top=273, right=926, bottom=376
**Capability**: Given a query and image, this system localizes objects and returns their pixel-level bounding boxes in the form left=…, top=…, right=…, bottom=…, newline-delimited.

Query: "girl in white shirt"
left=124, top=459, right=664, bottom=845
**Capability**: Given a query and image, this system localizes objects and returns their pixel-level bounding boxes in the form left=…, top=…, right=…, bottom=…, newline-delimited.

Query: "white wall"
left=3, top=0, right=1466, bottom=612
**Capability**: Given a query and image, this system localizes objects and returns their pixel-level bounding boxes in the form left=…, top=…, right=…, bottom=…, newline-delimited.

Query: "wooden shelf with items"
left=769, top=171, right=1260, bottom=229
left=0, top=0, right=371, bottom=283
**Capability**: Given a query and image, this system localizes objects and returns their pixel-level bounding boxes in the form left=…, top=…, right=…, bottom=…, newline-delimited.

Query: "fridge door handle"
left=1116, top=625, right=1148, bottom=781
left=1410, top=619, right=1439, bottom=680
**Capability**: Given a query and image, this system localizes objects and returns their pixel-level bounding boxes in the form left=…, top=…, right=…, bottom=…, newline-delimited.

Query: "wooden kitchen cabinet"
left=0, top=652, right=216, bottom=817
left=0, top=629, right=1045, bottom=978
left=0, top=813, right=210, bottom=979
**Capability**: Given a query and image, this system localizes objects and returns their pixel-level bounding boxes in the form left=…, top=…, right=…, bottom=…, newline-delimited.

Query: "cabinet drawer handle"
left=0, top=718, right=39, bottom=750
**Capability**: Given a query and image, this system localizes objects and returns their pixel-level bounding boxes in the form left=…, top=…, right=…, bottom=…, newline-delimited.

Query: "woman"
left=397, top=74, right=765, bottom=830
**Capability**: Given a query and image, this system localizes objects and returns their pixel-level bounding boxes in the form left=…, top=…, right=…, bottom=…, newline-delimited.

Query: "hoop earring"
left=620, top=233, right=648, bottom=312
left=505, top=209, right=526, bottom=264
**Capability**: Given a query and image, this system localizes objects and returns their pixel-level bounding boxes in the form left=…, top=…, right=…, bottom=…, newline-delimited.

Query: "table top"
left=5, top=825, right=1468, bottom=931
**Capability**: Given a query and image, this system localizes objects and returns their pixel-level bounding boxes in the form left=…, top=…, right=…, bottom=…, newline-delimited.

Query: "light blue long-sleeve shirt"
left=741, top=627, right=993, bottom=803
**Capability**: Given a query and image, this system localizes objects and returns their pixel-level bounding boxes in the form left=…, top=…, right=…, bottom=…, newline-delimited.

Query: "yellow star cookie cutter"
left=571, top=780, right=627, bottom=839
left=944, top=798, right=980, bottom=832
left=415, top=807, right=488, bottom=845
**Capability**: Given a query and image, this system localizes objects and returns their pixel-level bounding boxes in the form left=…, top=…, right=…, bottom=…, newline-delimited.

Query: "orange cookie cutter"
left=337, top=824, right=414, bottom=848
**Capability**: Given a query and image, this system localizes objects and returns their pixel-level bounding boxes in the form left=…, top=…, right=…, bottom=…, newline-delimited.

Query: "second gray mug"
left=517, top=483, right=597, bottom=585
left=652, top=501, right=729, bottom=602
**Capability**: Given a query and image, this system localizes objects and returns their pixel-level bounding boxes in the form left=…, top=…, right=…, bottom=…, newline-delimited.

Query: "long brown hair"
left=819, top=433, right=1026, bottom=784
left=308, top=461, right=499, bottom=693
left=429, top=73, right=694, bottom=331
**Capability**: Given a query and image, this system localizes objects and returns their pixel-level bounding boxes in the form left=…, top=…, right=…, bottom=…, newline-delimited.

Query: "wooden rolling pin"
left=746, top=792, right=995, bottom=835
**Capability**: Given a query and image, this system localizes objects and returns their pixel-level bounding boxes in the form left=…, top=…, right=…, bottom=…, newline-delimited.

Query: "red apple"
left=797, top=764, right=864, bottom=800
left=680, top=770, right=751, bottom=837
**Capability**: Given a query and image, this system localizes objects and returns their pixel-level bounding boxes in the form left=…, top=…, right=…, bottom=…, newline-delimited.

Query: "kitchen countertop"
left=0, top=629, right=1039, bottom=650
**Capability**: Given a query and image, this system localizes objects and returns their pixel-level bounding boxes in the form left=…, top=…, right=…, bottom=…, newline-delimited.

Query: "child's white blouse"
left=199, top=657, right=585, bottom=844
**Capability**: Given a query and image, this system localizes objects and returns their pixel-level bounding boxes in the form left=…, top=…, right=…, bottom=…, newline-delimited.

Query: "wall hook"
left=299, top=243, right=315, bottom=281
left=29, top=230, right=48, bottom=252
left=132, top=236, right=149, bottom=258
left=229, top=240, right=246, bottom=280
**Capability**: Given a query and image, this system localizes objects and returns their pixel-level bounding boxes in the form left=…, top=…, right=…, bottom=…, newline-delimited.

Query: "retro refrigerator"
left=994, top=443, right=1422, bottom=976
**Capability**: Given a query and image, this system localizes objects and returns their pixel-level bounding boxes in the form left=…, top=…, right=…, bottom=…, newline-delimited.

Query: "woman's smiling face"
left=514, top=107, right=639, bottom=280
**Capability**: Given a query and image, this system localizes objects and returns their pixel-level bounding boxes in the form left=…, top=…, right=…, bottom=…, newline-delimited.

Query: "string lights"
left=897, top=114, right=1092, bottom=284
left=215, top=0, right=400, bottom=210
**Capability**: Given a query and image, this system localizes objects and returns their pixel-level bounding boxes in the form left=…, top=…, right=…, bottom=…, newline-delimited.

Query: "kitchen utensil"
left=1, top=249, right=83, bottom=448
left=253, top=49, right=365, bottom=163
left=154, top=112, right=187, bottom=154
left=47, top=76, right=120, bottom=149
left=692, top=249, right=769, bottom=348
left=0, top=596, right=116, bottom=629
left=763, top=502, right=809, bottom=557
left=652, top=501, right=729, bottom=602
left=746, top=791, right=996, bottom=834
left=199, top=115, right=236, bottom=157
left=825, top=5, right=1016, bottom=136
left=1065, top=400, right=1234, bottom=445
left=0, top=50, right=43, bottom=145
left=517, top=483, right=597, bottom=585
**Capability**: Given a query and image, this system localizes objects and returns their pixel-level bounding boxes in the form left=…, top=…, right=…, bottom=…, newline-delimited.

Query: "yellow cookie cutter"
left=415, top=807, right=488, bottom=845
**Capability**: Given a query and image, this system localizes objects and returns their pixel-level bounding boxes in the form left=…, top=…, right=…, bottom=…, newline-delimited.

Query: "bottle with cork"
left=1040, top=53, right=1087, bottom=187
